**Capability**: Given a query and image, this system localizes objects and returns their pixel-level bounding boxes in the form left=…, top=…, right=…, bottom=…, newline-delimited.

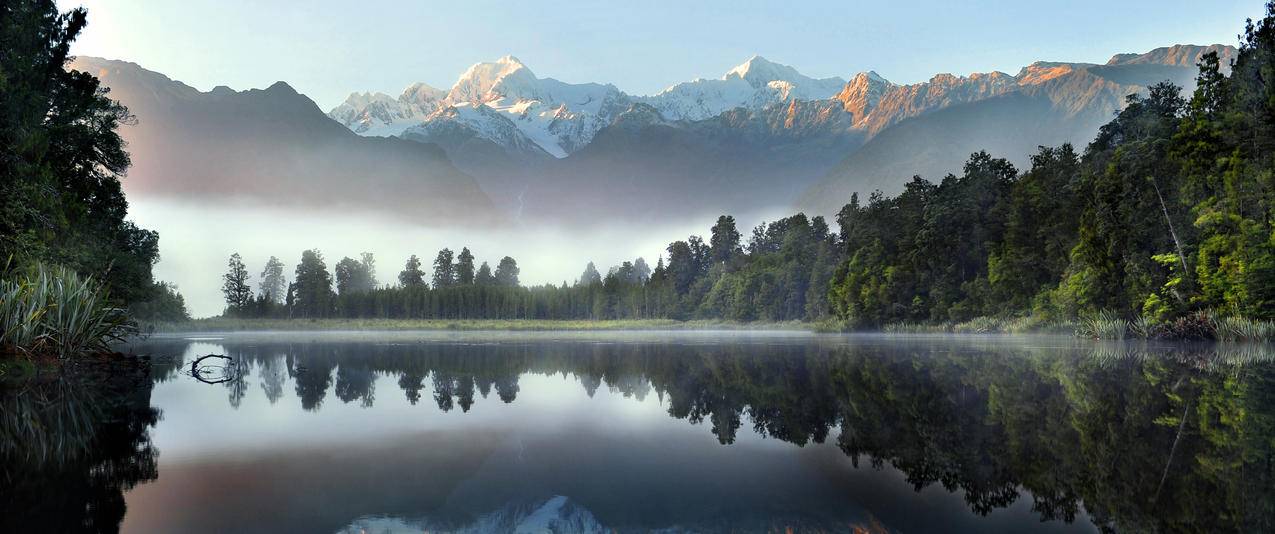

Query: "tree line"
left=217, top=4, right=1275, bottom=328
left=219, top=210, right=840, bottom=322
left=830, top=6, right=1275, bottom=328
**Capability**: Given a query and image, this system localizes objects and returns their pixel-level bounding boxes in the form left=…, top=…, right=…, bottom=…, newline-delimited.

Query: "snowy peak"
left=725, top=55, right=805, bottom=87
left=401, top=82, right=446, bottom=105
left=448, top=54, right=536, bottom=103
left=644, top=55, right=846, bottom=121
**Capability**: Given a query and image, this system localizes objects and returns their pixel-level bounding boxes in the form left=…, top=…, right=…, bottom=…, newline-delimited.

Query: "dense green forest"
left=11, top=0, right=1275, bottom=335
left=220, top=2, right=1275, bottom=332
left=0, top=1, right=186, bottom=324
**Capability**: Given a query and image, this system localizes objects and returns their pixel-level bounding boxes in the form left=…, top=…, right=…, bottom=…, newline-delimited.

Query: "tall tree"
left=476, top=262, right=495, bottom=285
left=0, top=1, right=160, bottom=305
left=360, top=252, right=378, bottom=288
left=578, top=262, right=602, bottom=286
left=399, top=255, right=425, bottom=287
left=221, top=253, right=253, bottom=311
left=432, top=248, right=455, bottom=288
left=456, top=247, right=475, bottom=285
left=259, top=256, right=287, bottom=304
left=710, top=215, right=742, bottom=264
left=293, top=249, right=333, bottom=317
left=495, top=256, right=520, bottom=286
left=335, top=256, right=374, bottom=294
left=633, top=257, right=652, bottom=283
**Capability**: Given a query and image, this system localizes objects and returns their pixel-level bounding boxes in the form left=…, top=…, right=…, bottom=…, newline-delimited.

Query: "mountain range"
left=74, top=44, right=1236, bottom=226
left=70, top=56, right=502, bottom=226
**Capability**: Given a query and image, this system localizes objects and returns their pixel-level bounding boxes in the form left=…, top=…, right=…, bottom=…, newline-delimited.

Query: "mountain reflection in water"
left=3, top=332, right=1274, bottom=533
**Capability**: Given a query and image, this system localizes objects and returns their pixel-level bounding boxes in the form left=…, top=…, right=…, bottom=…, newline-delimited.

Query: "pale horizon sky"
left=60, top=0, right=1263, bottom=110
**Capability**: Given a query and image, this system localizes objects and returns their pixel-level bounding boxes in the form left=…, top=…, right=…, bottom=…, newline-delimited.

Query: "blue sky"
left=64, top=0, right=1262, bottom=110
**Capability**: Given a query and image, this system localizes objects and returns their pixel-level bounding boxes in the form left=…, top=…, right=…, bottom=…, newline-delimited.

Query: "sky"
left=62, top=0, right=1263, bottom=110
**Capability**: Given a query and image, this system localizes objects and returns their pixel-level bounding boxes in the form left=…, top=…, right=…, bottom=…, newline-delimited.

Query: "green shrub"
left=0, top=263, right=135, bottom=357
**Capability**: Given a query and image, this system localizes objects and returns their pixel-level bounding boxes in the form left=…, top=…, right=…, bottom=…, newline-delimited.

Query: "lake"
left=3, top=331, right=1273, bottom=533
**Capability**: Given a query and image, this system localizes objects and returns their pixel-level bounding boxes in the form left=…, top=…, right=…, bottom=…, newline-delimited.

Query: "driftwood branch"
left=190, top=354, right=238, bottom=384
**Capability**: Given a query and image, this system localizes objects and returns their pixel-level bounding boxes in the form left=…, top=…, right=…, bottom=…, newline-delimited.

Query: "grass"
left=1077, top=310, right=1130, bottom=340
left=140, top=312, right=1275, bottom=342
left=1, top=263, right=134, bottom=357
left=880, top=316, right=1075, bottom=335
left=144, top=317, right=815, bottom=333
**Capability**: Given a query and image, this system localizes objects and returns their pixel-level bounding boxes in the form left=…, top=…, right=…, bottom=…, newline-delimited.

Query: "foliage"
left=0, top=1, right=160, bottom=307
left=0, top=263, right=134, bottom=356
left=826, top=3, right=1275, bottom=331
left=128, top=281, right=190, bottom=323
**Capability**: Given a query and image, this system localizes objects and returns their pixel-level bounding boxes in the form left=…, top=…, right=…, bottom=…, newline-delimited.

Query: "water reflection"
left=4, top=334, right=1275, bottom=533
left=0, top=358, right=159, bottom=533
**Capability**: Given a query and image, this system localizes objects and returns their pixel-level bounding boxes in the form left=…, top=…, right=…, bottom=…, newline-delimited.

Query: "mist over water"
left=129, top=198, right=795, bottom=317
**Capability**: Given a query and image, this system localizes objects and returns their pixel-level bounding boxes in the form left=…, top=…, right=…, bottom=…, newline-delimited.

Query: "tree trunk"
left=1151, top=176, right=1190, bottom=283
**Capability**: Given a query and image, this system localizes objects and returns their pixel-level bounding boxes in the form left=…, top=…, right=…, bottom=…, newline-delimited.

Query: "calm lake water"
left=3, top=331, right=1274, bottom=533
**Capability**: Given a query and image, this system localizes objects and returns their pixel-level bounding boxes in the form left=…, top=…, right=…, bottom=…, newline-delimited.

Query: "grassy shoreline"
left=142, top=318, right=818, bottom=333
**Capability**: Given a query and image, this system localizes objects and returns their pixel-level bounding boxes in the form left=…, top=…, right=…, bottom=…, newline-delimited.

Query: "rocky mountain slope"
left=799, top=44, right=1236, bottom=216
left=72, top=57, right=501, bottom=226
left=328, top=45, right=1235, bottom=223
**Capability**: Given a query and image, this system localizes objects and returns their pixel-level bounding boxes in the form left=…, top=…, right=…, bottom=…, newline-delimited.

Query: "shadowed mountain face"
left=76, top=44, right=1235, bottom=226
left=70, top=57, right=502, bottom=227
left=333, top=45, right=1234, bottom=223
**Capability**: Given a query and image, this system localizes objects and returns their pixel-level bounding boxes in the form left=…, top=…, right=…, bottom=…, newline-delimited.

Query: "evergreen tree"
left=456, top=247, right=475, bottom=285
left=398, top=255, right=425, bottom=287
left=221, top=253, right=253, bottom=311
left=432, top=248, right=455, bottom=288
left=360, top=252, right=378, bottom=288
left=633, top=257, right=652, bottom=283
left=259, top=256, right=287, bottom=304
left=335, top=256, right=374, bottom=294
left=293, top=249, right=333, bottom=317
left=709, top=215, right=742, bottom=264
left=495, top=256, right=520, bottom=287
left=578, top=262, right=602, bottom=286
left=0, top=1, right=160, bottom=305
left=476, top=262, right=495, bottom=285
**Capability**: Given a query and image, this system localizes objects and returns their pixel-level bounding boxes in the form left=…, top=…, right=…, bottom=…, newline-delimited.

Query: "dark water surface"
left=3, top=331, right=1274, bottom=533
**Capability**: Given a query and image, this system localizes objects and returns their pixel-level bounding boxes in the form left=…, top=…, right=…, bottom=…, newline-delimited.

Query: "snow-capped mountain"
left=330, top=54, right=847, bottom=158
left=327, top=83, right=446, bottom=137
left=331, top=55, right=630, bottom=158
left=310, top=43, right=1239, bottom=223
left=641, top=55, right=847, bottom=121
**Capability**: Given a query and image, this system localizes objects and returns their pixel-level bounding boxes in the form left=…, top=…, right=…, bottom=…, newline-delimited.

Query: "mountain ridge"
left=71, top=56, right=503, bottom=226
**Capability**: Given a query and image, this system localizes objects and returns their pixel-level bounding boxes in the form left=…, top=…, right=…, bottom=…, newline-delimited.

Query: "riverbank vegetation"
left=11, top=1, right=1275, bottom=345
left=202, top=4, right=1275, bottom=340
left=143, top=317, right=811, bottom=333
left=0, top=2, right=187, bottom=358
left=0, top=263, right=135, bottom=357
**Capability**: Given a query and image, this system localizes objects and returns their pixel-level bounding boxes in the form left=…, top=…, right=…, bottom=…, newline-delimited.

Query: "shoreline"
left=141, top=318, right=819, bottom=333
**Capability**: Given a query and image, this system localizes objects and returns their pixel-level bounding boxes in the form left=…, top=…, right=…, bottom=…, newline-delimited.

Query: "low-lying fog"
left=129, top=198, right=795, bottom=318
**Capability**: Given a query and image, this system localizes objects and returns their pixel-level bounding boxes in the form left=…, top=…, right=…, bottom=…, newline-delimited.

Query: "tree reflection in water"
left=4, top=336, right=1275, bottom=533
left=0, top=358, right=159, bottom=533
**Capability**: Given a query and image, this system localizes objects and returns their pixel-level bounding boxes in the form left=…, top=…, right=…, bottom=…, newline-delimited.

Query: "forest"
left=9, top=0, right=1275, bottom=341
left=217, top=4, right=1275, bottom=335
